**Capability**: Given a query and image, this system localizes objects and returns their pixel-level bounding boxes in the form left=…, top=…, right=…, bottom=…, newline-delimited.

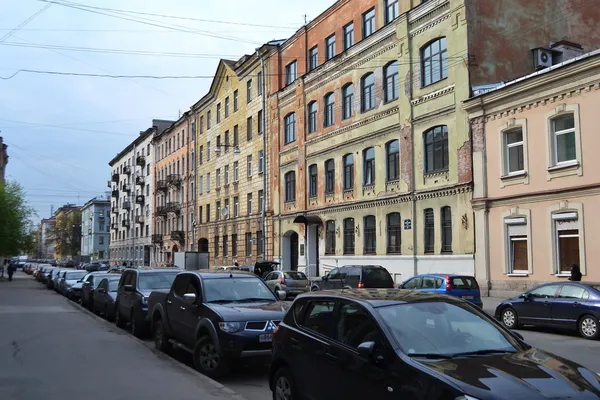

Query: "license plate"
left=463, top=296, right=474, bottom=300
left=259, top=334, right=273, bottom=343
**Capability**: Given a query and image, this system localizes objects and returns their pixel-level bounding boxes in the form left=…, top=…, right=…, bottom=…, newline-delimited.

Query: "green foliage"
left=46, top=210, right=81, bottom=258
left=0, top=181, right=35, bottom=256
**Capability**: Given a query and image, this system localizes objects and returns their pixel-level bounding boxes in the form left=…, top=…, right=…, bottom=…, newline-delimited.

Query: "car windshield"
left=93, top=275, right=111, bottom=288
left=203, top=278, right=276, bottom=303
left=377, top=302, right=520, bottom=357
left=284, top=272, right=306, bottom=280
left=108, top=280, right=120, bottom=292
left=66, top=271, right=87, bottom=280
left=137, top=272, right=179, bottom=291
left=362, top=267, right=393, bottom=285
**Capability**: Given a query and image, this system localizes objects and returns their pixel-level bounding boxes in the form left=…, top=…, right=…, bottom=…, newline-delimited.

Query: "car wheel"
left=193, top=336, right=230, bottom=379
left=115, top=303, right=126, bottom=329
left=131, top=310, right=145, bottom=338
left=311, top=285, right=319, bottom=292
left=501, top=307, right=519, bottom=329
left=154, top=320, right=171, bottom=353
left=272, top=367, right=297, bottom=400
left=579, top=315, right=600, bottom=340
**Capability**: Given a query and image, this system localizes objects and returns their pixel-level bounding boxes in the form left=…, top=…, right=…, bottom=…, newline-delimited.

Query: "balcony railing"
left=122, top=220, right=131, bottom=228
left=135, top=176, right=145, bottom=186
left=111, top=223, right=119, bottom=230
left=122, top=183, right=131, bottom=192
left=111, top=173, right=119, bottom=182
left=135, top=195, right=145, bottom=204
left=151, top=234, right=163, bottom=244
left=156, top=206, right=167, bottom=216
left=123, top=201, right=131, bottom=210
left=111, top=190, right=119, bottom=198
left=124, top=165, right=132, bottom=175
left=165, top=202, right=181, bottom=214
left=167, top=174, right=182, bottom=186
left=135, top=215, right=144, bottom=224
left=170, top=230, right=185, bottom=242
left=157, top=180, right=168, bottom=191
left=136, top=155, right=146, bottom=166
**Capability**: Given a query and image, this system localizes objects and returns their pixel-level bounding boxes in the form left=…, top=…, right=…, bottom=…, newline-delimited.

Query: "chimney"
left=551, top=40, right=584, bottom=63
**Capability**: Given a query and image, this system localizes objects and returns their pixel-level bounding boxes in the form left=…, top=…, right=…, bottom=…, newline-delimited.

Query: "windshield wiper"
left=207, top=299, right=236, bottom=304
left=450, top=349, right=517, bottom=357
left=235, top=297, right=273, bottom=302
left=408, top=353, right=454, bottom=359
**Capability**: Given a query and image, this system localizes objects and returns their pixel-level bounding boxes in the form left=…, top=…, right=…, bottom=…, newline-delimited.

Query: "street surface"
left=4, top=272, right=600, bottom=400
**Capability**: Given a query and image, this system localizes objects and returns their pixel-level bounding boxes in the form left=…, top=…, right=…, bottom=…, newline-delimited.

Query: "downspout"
left=256, top=47, right=268, bottom=260
left=407, top=20, right=418, bottom=277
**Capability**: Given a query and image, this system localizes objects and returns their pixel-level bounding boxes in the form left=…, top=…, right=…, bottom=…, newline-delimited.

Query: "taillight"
left=445, top=276, right=452, bottom=292
left=280, top=276, right=286, bottom=285
left=273, top=325, right=280, bottom=336
left=358, top=281, right=365, bottom=289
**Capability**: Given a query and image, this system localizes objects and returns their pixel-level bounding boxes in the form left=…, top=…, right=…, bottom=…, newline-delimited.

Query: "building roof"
left=109, top=119, right=174, bottom=166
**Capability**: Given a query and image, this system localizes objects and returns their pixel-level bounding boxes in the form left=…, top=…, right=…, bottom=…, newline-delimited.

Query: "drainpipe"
left=407, top=21, right=418, bottom=277
left=256, top=47, right=268, bottom=260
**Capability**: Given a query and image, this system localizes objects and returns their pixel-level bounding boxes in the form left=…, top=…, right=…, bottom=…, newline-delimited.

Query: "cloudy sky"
left=1, top=0, right=328, bottom=221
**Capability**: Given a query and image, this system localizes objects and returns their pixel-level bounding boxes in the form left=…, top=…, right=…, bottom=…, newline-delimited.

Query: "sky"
left=0, top=0, right=329, bottom=222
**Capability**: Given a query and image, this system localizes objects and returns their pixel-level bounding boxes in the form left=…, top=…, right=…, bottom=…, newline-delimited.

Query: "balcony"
left=136, top=155, right=146, bottom=166
left=135, top=176, right=145, bottom=186
left=135, top=215, right=144, bottom=224
left=156, top=206, right=167, bottom=217
left=111, top=190, right=119, bottom=198
left=124, top=165, right=132, bottom=175
left=111, top=223, right=119, bottom=230
left=135, top=195, right=145, bottom=204
left=107, top=180, right=111, bottom=188
left=151, top=234, right=163, bottom=244
left=121, top=220, right=131, bottom=228
left=122, top=183, right=131, bottom=193
left=157, top=180, right=168, bottom=192
left=165, top=202, right=181, bottom=214
left=123, top=201, right=131, bottom=210
left=111, top=173, right=119, bottom=182
left=170, top=230, right=185, bottom=243
left=111, top=206, right=118, bottom=213
left=167, top=174, right=182, bottom=186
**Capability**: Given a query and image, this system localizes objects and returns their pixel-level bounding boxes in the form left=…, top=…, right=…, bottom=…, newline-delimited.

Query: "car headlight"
left=455, top=396, right=481, bottom=400
left=219, top=322, right=242, bottom=333
left=141, top=296, right=148, bottom=306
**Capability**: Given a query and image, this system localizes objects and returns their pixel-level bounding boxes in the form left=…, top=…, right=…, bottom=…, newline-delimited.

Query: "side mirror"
left=512, top=331, right=524, bottom=341
left=520, top=293, right=530, bottom=300
left=357, top=341, right=375, bottom=357
left=277, top=290, right=287, bottom=301
left=183, top=293, right=196, bottom=305
left=97, top=288, right=106, bottom=294
left=123, top=284, right=134, bottom=293
left=322, top=275, right=328, bottom=281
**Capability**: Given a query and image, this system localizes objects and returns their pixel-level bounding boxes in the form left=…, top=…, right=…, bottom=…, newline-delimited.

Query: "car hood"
left=72, top=282, right=84, bottom=289
left=205, top=301, right=287, bottom=322
left=143, top=288, right=170, bottom=297
left=65, top=279, right=79, bottom=286
left=415, top=348, right=600, bottom=399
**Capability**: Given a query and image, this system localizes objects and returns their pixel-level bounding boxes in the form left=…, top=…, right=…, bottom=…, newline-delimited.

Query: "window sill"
left=508, top=273, right=529, bottom=277
left=548, top=160, right=580, bottom=172
left=424, top=169, right=449, bottom=177
left=421, top=76, right=448, bottom=90
left=501, top=171, right=527, bottom=180
left=555, top=273, right=572, bottom=278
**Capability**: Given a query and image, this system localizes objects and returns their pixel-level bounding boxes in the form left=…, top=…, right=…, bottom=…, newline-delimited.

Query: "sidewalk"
left=482, top=297, right=505, bottom=315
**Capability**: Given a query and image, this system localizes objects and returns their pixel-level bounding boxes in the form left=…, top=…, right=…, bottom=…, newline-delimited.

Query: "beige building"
left=466, top=48, right=600, bottom=297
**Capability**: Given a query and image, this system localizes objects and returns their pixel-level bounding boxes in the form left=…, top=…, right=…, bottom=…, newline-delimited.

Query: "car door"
left=551, top=284, right=590, bottom=328
left=516, top=284, right=560, bottom=326
left=95, top=279, right=108, bottom=310
left=180, top=275, right=202, bottom=343
left=167, top=274, right=191, bottom=344
left=118, top=272, right=133, bottom=316
left=327, top=268, right=346, bottom=289
left=319, top=268, right=339, bottom=290
left=264, top=272, right=277, bottom=291
left=83, top=274, right=95, bottom=304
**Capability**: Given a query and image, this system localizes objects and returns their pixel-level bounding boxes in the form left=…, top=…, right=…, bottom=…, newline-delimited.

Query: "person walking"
left=7, top=262, right=15, bottom=282
left=569, top=264, right=582, bottom=282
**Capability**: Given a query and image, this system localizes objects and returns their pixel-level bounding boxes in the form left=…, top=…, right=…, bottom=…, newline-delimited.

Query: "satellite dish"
left=221, top=207, right=229, bottom=217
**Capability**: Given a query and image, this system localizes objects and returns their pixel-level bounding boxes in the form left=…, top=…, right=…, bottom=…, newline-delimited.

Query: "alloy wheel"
left=581, top=317, right=597, bottom=337
left=502, top=309, right=516, bottom=327
left=198, top=342, right=220, bottom=371
left=275, top=376, right=292, bottom=400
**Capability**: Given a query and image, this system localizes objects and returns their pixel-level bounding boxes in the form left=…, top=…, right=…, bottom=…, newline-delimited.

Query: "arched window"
left=424, top=126, right=449, bottom=173
left=361, top=73, right=375, bottom=112
left=284, top=171, right=296, bottom=202
left=363, top=215, right=376, bottom=254
left=284, top=112, right=296, bottom=144
left=387, top=212, right=401, bottom=254
left=363, top=147, right=375, bottom=186
left=325, top=159, right=335, bottom=194
left=308, top=164, right=318, bottom=198
left=307, top=101, right=318, bottom=134
left=343, top=153, right=354, bottom=190
left=342, top=83, right=354, bottom=119
left=421, top=37, right=448, bottom=86
left=325, top=220, right=336, bottom=255
left=384, top=61, right=399, bottom=102
left=386, top=139, right=400, bottom=182
left=324, top=92, right=335, bottom=127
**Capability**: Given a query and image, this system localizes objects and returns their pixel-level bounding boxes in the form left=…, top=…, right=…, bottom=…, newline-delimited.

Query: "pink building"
left=466, top=46, right=600, bottom=297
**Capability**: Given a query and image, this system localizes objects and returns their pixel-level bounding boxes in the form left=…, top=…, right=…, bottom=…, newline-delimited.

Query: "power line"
left=0, top=117, right=136, bottom=136
left=0, top=1, right=55, bottom=44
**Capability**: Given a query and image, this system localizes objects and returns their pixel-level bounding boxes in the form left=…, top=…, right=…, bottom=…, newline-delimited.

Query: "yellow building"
left=193, top=49, right=272, bottom=267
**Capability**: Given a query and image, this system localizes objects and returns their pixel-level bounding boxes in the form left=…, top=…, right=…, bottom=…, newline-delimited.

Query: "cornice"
left=411, top=84, right=455, bottom=106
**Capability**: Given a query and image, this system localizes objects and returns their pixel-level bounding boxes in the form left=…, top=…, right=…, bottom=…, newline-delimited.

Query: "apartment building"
left=80, top=195, right=111, bottom=260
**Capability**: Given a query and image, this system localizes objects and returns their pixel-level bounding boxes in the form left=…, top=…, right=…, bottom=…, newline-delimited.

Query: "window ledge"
left=424, top=169, right=449, bottom=177
left=548, top=160, right=579, bottom=172
left=258, top=171, right=264, bottom=175
left=555, top=273, right=572, bottom=278
left=501, top=171, right=527, bottom=180
left=508, top=273, right=529, bottom=277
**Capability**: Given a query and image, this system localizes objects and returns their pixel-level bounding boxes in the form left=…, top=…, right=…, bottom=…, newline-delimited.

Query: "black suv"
left=270, top=289, right=600, bottom=400
left=115, top=268, right=180, bottom=337
left=310, top=265, right=394, bottom=291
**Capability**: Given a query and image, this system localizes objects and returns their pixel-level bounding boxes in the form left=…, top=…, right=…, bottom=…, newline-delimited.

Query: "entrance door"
left=290, top=232, right=298, bottom=271
left=198, top=238, right=209, bottom=253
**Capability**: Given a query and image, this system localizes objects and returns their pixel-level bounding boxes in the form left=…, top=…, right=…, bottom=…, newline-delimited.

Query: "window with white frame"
left=247, top=155, right=253, bottom=177
left=505, top=217, right=528, bottom=274
left=233, top=196, right=239, bottom=217
left=216, top=168, right=221, bottom=187
left=553, top=212, right=580, bottom=274
left=258, top=150, right=264, bottom=173
left=505, top=128, right=524, bottom=174
left=233, top=161, right=239, bottom=182
left=224, top=165, right=229, bottom=185
left=552, top=114, right=576, bottom=165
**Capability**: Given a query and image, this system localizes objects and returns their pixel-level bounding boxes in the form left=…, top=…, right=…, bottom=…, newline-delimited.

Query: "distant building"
left=52, top=204, right=81, bottom=260
left=0, top=136, right=7, bottom=185
left=80, top=195, right=111, bottom=260
left=39, top=218, right=56, bottom=259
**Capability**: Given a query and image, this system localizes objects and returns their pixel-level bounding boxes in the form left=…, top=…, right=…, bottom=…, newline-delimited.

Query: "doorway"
left=290, top=232, right=298, bottom=271
left=198, top=238, right=209, bottom=253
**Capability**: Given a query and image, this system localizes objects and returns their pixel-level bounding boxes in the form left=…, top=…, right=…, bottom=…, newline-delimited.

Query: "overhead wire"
left=0, top=0, right=55, bottom=44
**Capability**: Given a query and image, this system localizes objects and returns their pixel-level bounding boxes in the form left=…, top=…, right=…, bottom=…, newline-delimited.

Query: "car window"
left=451, top=277, right=479, bottom=290
left=302, top=300, right=335, bottom=337
left=422, top=276, right=437, bottom=289
left=327, top=268, right=339, bottom=279
left=558, top=285, right=589, bottom=300
left=529, top=285, right=560, bottom=299
left=108, top=279, right=120, bottom=292
left=435, top=278, right=444, bottom=287
left=291, top=299, right=306, bottom=323
left=172, top=275, right=191, bottom=297
left=361, top=267, right=393, bottom=286
left=203, top=277, right=275, bottom=303
left=284, top=272, right=306, bottom=280
left=137, top=272, right=179, bottom=291
left=335, top=302, right=382, bottom=349
left=403, top=277, right=421, bottom=289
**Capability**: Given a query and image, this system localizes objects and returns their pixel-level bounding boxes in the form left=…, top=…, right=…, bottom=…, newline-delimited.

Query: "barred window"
left=325, top=221, right=336, bottom=255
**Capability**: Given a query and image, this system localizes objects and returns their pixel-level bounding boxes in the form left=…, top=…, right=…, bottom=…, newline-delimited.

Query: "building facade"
left=109, top=120, right=172, bottom=266
left=80, top=195, right=111, bottom=260
left=467, top=50, right=600, bottom=297
left=52, top=204, right=81, bottom=260
left=193, top=51, right=272, bottom=267
left=39, top=218, right=55, bottom=259
left=152, top=113, right=196, bottom=264
left=0, top=136, right=7, bottom=185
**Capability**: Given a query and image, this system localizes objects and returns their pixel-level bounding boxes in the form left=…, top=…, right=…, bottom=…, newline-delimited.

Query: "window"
left=200, top=116, right=204, bottom=134
left=343, top=218, right=355, bottom=254
left=553, top=213, right=580, bottom=274
left=422, top=38, right=448, bottom=86
left=363, top=147, right=375, bottom=186
left=245, top=232, right=252, bottom=256
left=247, top=155, right=253, bottom=177
left=424, top=208, right=434, bottom=254
left=321, top=93, right=335, bottom=127
left=247, top=116, right=253, bottom=141
left=505, top=128, right=524, bottom=174
left=363, top=216, right=376, bottom=254
left=258, top=110, right=263, bottom=135
left=343, top=153, right=354, bottom=190
left=307, top=101, right=318, bottom=133
left=284, top=171, right=296, bottom=202
left=402, top=277, right=421, bottom=289
left=361, top=73, right=375, bottom=112
left=362, top=8, right=375, bottom=38
left=308, top=164, right=318, bottom=198
left=247, top=79, right=252, bottom=102
left=233, top=90, right=238, bottom=112
left=257, top=230, right=264, bottom=255
left=199, top=146, right=203, bottom=164
left=325, top=34, right=336, bottom=61
left=284, top=113, right=296, bottom=144
left=247, top=193, right=253, bottom=215
left=224, top=131, right=229, bottom=152
left=308, top=46, right=318, bottom=71
left=441, top=206, right=452, bottom=253
left=386, top=140, right=400, bottom=182
left=325, top=220, right=336, bottom=255
left=233, top=161, right=239, bottom=182
left=224, top=165, right=230, bottom=185
left=206, top=173, right=211, bottom=192
left=552, top=114, right=576, bottom=164
left=214, top=236, right=219, bottom=257
left=233, top=125, right=239, bottom=147
left=216, top=103, right=221, bottom=123
left=302, top=301, right=335, bottom=336
left=206, top=204, right=211, bottom=223
left=199, top=175, right=203, bottom=194
left=384, top=61, right=399, bottom=102
left=207, top=110, right=211, bottom=128
left=207, top=141, right=211, bottom=160
left=216, top=201, right=221, bottom=220
left=424, top=126, right=449, bottom=173
left=387, top=212, right=401, bottom=254
left=529, top=285, right=559, bottom=299
left=342, top=84, right=354, bottom=119
left=385, top=0, right=399, bottom=23
left=325, top=159, right=335, bottom=194
left=233, top=196, right=239, bottom=217
left=336, top=302, right=379, bottom=348
left=258, top=71, right=263, bottom=95
left=225, top=97, right=229, bottom=118
left=258, top=190, right=264, bottom=213
left=223, top=235, right=228, bottom=257
left=558, top=285, right=589, bottom=300
left=258, top=150, right=264, bottom=173
left=216, top=168, right=221, bottom=187
left=343, top=22, right=354, bottom=50
left=507, top=218, right=528, bottom=273
left=285, top=61, right=297, bottom=86
left=232, top=234, right=237, bottom=256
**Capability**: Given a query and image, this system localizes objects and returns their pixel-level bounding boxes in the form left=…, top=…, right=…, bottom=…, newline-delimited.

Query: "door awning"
left=293, top=215, right=323, bottom=225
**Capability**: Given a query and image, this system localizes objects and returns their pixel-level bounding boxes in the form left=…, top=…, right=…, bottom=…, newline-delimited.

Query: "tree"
left=47, top=210, right=81, bottom=258
left=0, top=181, right=35, bottom=257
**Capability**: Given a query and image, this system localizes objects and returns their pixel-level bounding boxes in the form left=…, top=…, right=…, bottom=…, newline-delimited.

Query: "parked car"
left=93, top=276, right=121, bottom=321
left=399, top=274, right=483, bottom=308
left=495, top=282, right=600, bottom=340
left=264, top=271, right=309, bottom=299
left=310, top=265, right=395, bottom=291
left=81, top=272, right=112, bottom=309
left=45, top=268, right=60, bottom=289
left=59, top=270, right=88, bottom=297
left=149, top=271, right=287, bottom=378
left=53, top=270, right=67, bottom=292
left=114, top=268, right=180, bottom=338
left=270, top=289, right=600, bottom=400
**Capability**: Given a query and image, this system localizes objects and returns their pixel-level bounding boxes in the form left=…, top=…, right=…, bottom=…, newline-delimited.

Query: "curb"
left=63, top=295, right=250, bottom=400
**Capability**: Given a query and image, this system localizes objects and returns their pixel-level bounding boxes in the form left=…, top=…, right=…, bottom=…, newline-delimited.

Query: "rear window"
left=362, top=267, right=394, bottom=285
left=284, top=272, right=306, bottom=280
left=451, top=277, right=479, bottom=290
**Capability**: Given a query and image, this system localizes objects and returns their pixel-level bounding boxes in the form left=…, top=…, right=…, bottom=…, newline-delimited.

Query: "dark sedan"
left=495, top=282, right=600, bottom=339
left=93, top=276, right=120, bottom=321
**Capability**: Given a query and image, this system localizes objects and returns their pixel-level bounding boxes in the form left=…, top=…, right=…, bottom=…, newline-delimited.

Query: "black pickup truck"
left=148, top=270, right=287, bottom=378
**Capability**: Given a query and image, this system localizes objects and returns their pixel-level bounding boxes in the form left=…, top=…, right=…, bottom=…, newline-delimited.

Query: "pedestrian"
left=7, top=262, right=15, bottom=282
left=569, top=264, right=582, bottom=282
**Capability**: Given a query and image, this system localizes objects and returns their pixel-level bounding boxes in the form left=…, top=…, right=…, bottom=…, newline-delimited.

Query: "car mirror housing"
left=277, top=290, right=287, bottom=301
left=357, top=341, right=375, bottom=357
left=183, top=293, right=196, bottom=305
left=123, top=284, right=134, bottom=293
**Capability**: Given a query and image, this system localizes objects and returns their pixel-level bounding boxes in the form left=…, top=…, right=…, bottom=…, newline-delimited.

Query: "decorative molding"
left=411, top=85, right=455, bottom=106
left=410, top=13, right=451, bottom=38
left=414, top=184, right=472, bottom=201
left=409, top=1, right=450, bottom=27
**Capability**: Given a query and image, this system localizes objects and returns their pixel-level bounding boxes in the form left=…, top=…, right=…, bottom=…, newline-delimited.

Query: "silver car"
left=263, top=271, right=309, bottom=299
left=60, top=270, right=88, bottom=296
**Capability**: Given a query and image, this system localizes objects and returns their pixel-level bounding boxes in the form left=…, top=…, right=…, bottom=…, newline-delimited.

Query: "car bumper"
left=217, top=330, right=275, bottom=359
left=283, top=287, right=309, bottom=296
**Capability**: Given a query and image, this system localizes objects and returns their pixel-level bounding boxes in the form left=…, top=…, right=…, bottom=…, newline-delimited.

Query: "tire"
left=579, top=315, right=600, bottom=340
left=105, top=303, right=114, bottom=322
left=311, top=286, right=319, bottom=292
left=115, top=303, right=126, bottom=329
left=272, top=366, right=297, bottom=400
left=154, top=320, right=171, bottom=353
left=131, top=309, right=146, bottom=338
left=501, top=307, right=519, bottom=329
left=193, top=336, right=230, bottom=379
